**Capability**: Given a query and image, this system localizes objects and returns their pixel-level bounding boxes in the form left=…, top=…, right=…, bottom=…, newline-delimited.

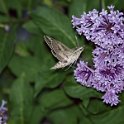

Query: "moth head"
left=76, top=47, right=84, bottom=52
left=44, top=35, right=52, bottom=41
left=79, top=47, right=83, bottom=51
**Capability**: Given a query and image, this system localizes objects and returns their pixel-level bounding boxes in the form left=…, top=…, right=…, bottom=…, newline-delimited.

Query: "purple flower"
left=93, top=44, right=124, bottom=68
left=0, top=100, right=8, bottom=124
left=73, top=5, right=124, bottom=106
left=72, top=6, right=124, bottom=49
left=94, top=64, right=124, bottom=93
left=75, top=60, right=124, bottom=106
left=74, top=61, right=94, bottom=87
left=102, top=90, right=120, bottom=106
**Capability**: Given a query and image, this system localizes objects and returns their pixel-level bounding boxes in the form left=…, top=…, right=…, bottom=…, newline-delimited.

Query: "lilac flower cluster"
left=72, top=6, right=124, bottom=49
left=0, top=100, right=8, bottom=124
left=72, top=6, right=124, bottom=106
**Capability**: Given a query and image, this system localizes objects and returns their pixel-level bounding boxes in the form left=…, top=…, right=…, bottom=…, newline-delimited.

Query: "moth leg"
left=64, top=62, right=74, bottom=71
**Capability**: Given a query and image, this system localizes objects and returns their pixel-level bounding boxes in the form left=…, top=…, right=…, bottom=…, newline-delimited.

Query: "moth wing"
left=51, top=50, right=67, bottom=62
left=54, top=40, right=73, bottom=52
left=44, top=36, right=53, bottom=49
left=50, top=40, right=73, bottom=61
left=44, top=35, right=73, bottom=52
left=44, top=35, right=72, bottom=62
left=51, top=61, right=69, bottom=70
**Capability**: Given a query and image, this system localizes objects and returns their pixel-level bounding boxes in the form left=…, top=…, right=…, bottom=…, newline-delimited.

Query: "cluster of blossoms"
left=0, top=100, right=8, bottom=124
left=72, top=6, right=124, bottom=106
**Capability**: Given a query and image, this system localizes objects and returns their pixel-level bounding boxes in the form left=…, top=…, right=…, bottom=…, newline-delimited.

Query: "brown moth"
left=44, top=35, right=83, bottom=69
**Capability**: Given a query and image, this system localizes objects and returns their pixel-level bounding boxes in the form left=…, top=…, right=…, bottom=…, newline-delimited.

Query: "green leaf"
left=39, top=89, right=72, bottom=110
left=64, top=78, right=101, bottom=100
left=31, top=6, right=79, bottom=47
left=79, top=116, right=92, bottom=124
left=82, top=44, right=93, bottom=65
left=23, top=21, right=41, bottom=35
left=85, top=0, right=100, bottom=11
left=9, top=73, right=33, bottom=124
left=0, top=27, right=16, bottom=73
left=48, top=106, right=80, bottom=124
left=9, top=55, right=42, bottom=81
left=87, top=99, right=110, bottom=114
left=34, top=70, right=66, bottom=96
left=91, top=105, right=124, bottom=124
left=104, top=0, right=124, bottom=10
left=0, top=0, right=9, bottom=16
left=0, top=15, right=10, bottom=22
left=48, top=105, right=93, bottom=124
left=69, top=0, right=100, bottom=18
left=30, top=105, right=46, bottom=124
left=69, top=0, right=87, bottom=17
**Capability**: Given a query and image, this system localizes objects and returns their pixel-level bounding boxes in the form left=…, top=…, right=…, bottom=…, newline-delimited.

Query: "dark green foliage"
left=0, top=0, right=124, bottom=124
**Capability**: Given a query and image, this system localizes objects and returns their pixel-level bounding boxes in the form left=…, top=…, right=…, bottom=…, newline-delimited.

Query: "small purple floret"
left=74, top=61, right=94, bottom=87
left=0, top=100, right=8, bottom=124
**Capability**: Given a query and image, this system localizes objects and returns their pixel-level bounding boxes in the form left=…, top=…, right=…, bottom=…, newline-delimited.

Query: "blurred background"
left=0, top=0, right=124, bottom=124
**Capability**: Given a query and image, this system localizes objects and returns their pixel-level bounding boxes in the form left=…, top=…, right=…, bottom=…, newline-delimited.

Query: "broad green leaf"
left=34, top=70, right=66, bottom=96
left=0, top=67, right=14, bottom=93
left=9, top=73, right=33, bottom=124
left=43, top=0, right=53, bottom=6
left=85, top=0, right=100, bottom=11
left=69, top=0, right=100, bottom=18
left=0, top=0, right=9, bottom=16
left=64, top=77, right=101, bottom=100
left=48, top=107, right=78, bottom=124
left=82, top=44, right=93, bottom=65
left=23, top=21, right=41, bottom=35
left=0, top=27, right=16, bottom=73
left=39, top=89, right=72, bottom=110
left=23, top=34, right=50, bottom=62
left=69, top=0, right=87, bottom=17
left=9, top=50, right=67, bottom=97
left=120, top=93, right=124, bottom=105
left=79, top=115, right=92, bottom=124
left=113, top=0, right=124, bottom=9
left=15, top=42, right=31, bottom=57
left=104, top=0, right=123, bottom=9
left=0, top=15, right=10, bottom=22
left=87, top=99, right=110, bottom=114
left=31, top=6, right=79, bottom=47
left=30, top=105, right=46, bottom=124
left=48, top=105, right=92, bottom=124
left=9, top=55, right=42, bottom=81
left=91, top=105, right=124, bottom=124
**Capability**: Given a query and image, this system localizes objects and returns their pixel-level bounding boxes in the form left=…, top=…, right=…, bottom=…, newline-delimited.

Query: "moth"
left=44, top=36, right=83, bottom=69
